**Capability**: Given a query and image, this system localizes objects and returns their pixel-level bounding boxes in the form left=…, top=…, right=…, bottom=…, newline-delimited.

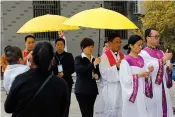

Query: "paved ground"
left=1, top=91, right=81, bottom=117
left=169, top=82, right=175, bottom=117
left=1, top=81, right=175, bottom=117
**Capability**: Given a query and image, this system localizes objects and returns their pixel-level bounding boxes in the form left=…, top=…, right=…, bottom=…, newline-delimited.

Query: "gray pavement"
left=1, top=91, right=81, bottom=117
left=1, top=81, right=175, bottom=117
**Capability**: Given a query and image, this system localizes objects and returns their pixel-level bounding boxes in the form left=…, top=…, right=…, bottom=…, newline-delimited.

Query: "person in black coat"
left=4, top=42, right=69, bottom=117
left=75, top=38, right=101, bottom=117
left=52, top=38, right=75, bottom=117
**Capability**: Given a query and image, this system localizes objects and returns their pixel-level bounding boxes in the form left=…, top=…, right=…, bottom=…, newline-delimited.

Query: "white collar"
left=113, top=52, right=118, bottom=55
left=109, top=50, right=118, bottom=55
left=6, top=64, right=29, bottom=69
left=81, top=53, right=94, bottom=62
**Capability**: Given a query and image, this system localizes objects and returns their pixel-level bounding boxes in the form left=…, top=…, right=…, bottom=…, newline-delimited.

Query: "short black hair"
left=55, top=38, right=65, bottom=45
left=4, top=45, right=11, bottom=53
left=80, top=38, right=94, bottom=49
left=5, top=46, right=23, bottom=65
left=25, top=35, right=35, bottom=42
left=108, top=33, right=120, bottom=42
left=104, top=40, right=108, bottom=44
left=123, top=35, right=143, bottom=54
left=145, top=28, right=157, bottom=41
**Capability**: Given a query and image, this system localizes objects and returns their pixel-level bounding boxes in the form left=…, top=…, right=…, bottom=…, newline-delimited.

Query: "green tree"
left=134, top=1, right=175, bottom=51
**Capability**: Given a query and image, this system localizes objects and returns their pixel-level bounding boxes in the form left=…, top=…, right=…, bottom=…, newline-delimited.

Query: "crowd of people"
left=0, top=28, right=175, bottom=117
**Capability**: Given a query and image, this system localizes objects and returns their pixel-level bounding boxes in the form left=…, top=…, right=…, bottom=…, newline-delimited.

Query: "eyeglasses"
left=148, top=35, right=160, bottom=39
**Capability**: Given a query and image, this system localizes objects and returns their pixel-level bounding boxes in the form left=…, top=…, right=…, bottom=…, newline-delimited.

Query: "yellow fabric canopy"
left=17, top=14, right=79, bottom=33
left=64, top=7, right=138, bottom=30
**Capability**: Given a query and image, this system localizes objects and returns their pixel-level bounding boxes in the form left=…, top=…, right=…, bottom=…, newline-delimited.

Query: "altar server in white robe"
left=3, top=46, right=29, bottom=94
left=120, top=35, right=154, bottom=117
left=94, top=33, right=124, bottom=117
left=139, top=28, right=174, bottom=117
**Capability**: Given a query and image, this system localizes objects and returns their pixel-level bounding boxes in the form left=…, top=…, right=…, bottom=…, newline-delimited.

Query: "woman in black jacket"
left=4, top=42, right=69, bottom=117
left=75, top=38, right=101, bottom=117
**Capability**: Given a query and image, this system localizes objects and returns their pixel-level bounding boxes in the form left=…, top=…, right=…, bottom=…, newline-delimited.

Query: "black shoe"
left=173, top=107, right=175, bottom=115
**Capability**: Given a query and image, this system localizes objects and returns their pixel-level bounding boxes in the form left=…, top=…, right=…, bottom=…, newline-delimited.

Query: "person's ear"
left=19, top=58, right=24, bottom=64
left=129, top=44, right=133, bottom=49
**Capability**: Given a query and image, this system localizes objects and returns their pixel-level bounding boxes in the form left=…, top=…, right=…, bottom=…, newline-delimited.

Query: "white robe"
left=3, top=64, right=29, bottom=94
left=119, top=59, right=150, bottom=117
left=62, top=35, right=68, bottom=52
left=139, top=50, right=174, bottom=117
left=94, top=50, right=122, bottom=117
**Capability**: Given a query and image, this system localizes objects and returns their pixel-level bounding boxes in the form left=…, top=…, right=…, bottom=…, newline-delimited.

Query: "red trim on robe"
left=23, top=49, right=30, bottom=58
left=105, top=49, right=116, bottom=66
left=119, top=52, right=124, bottom=60
left=105, top=49, right=124, bottom=67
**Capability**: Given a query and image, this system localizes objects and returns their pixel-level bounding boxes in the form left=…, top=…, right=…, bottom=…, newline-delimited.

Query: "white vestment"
left=94, top=50, right=122, bottom=117
left=119, top=58, right=150, bottom=117
left=3, top=64, right=29, bottom=94
left=62, top=35, right=68, bottom=52
left=140, top=50, right=174, bottom=117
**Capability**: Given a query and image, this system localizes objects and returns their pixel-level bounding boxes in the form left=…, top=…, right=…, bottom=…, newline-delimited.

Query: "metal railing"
left=33, top=1, right=60, bottom=41
left=104, top=1, right=128, bottom=40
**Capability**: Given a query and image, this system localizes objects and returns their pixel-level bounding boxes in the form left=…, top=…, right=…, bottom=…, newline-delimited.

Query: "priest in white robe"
left=58, top=31, right=68, bottom=52
left=120, top=35, right=154, bottom=117
left=94, top=33, right=124, bottom=117
left=139, top=28, right=174, bottom=117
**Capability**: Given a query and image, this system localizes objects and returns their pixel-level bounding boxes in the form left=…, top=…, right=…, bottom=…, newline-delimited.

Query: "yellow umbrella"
left=63, top=7, right=138, bottom=30
left=17, top=14, right=79, bottom=33
left=64, top=7, right=138, bottom=55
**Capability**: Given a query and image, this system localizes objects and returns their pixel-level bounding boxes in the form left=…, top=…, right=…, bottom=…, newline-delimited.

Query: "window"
left=104, top=1, right=128, bottom=40
left=133, top=1, right=138, bottom=14
left=33, top=1, right=60, bottom=41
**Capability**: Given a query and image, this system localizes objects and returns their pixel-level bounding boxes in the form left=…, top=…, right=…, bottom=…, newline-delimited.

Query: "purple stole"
left=144, top=47, right=173, bottom=87
left=125, top=55, right=153, bottom=103
left=144, top=47, right=173, bottom=117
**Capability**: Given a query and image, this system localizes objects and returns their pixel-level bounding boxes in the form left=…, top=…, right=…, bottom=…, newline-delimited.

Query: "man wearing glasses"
left=140, top=28, right=174, bottom=117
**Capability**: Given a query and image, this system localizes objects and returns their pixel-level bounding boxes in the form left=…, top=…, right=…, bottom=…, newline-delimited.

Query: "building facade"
left=1, top=1, right=144, bottom=56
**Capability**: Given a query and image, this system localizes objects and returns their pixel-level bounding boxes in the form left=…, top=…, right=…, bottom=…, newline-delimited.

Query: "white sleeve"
left=119, top=60, right=135, bottom=100
left=3, top=72, right=10, bottom=93
left=99, top=54, right=119, bottom=82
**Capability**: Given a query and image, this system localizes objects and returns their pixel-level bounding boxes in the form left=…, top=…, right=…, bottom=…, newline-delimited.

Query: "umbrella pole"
left=98, top=29, right=101, bottom=56
left=97, top=4, right=103, bottom=56
left=48, top=33, right=50, bottom=43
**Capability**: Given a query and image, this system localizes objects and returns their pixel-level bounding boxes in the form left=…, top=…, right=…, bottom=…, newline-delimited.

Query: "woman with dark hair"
left=75, top=38, right=101, bottom=117
left=4, top=42, right=69, bottom=117
left=120, top=35, right=154, bottom=117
